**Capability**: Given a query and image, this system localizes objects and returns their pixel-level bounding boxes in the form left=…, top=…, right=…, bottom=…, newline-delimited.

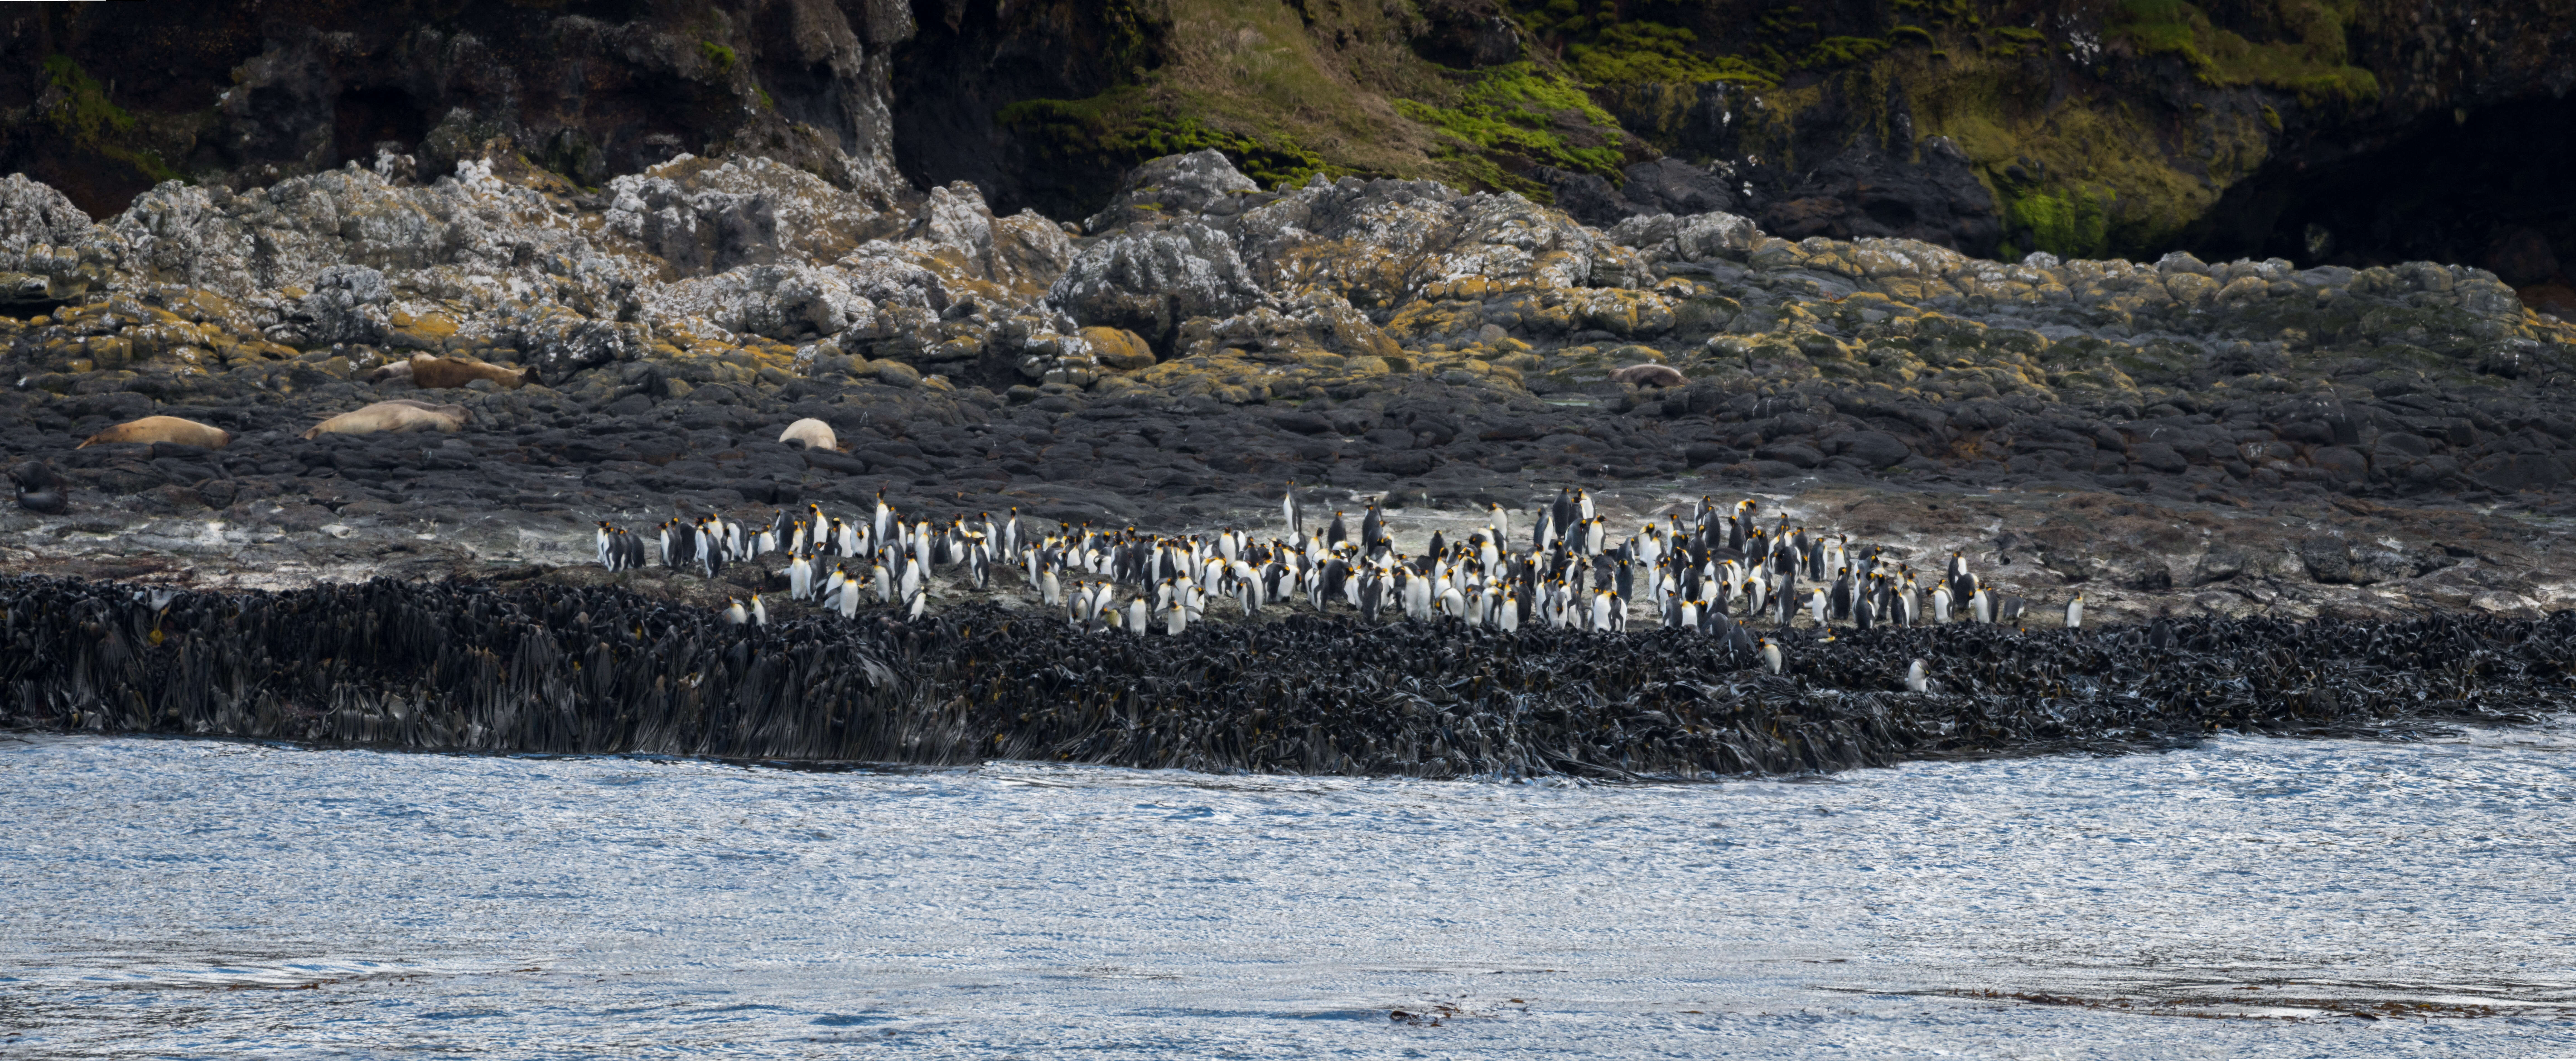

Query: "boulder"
left=1083, top=150, right=1262, bottom=233
left=1050, top=223, right=1262, bottom=351
left=1083, top=326, right=1157, bottom=371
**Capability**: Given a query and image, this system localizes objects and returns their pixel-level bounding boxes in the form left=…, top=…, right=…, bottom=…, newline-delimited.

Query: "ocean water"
left=3, top=728, right=2573, bottom=1059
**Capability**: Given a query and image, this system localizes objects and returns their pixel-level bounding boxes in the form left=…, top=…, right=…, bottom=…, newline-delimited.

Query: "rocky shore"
left=2, top=576, right=2560, bottom=779
left=6, top=149, right=2576, bottom=626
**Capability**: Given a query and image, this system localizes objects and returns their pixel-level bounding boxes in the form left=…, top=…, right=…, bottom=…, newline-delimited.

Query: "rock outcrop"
left=6, top=145, right=2576, bottom=625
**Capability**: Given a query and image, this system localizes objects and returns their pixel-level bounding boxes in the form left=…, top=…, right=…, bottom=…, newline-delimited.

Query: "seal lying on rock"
left=10, top=460, right=65, bottom=514
left=301, top=400, right=470, bottom=440
left=1609, top=363, right=1687, bottom=388
left=76, top=415, right=233, bottom=449
left=778, top=418, right=839, bottom=451
left=370, top=353, right=535, bottom=390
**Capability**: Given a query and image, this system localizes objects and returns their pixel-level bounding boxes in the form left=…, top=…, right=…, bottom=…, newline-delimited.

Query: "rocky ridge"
left=7, top=148, right=2576, bottom=626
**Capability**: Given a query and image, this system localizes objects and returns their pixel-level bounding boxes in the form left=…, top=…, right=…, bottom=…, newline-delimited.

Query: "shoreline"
left=3, top=574, right=2560, bottom=781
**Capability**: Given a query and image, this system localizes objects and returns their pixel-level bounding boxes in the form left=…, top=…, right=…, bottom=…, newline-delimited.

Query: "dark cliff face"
left=0, top=0, right=917, bottom=216
left=7, top=0, right=2576, bottom=278
left=885, top=1, right=1141, bottom=220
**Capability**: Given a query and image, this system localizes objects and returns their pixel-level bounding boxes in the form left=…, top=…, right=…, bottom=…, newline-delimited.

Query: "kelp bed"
left=1, top=576, right=2565, bottom=779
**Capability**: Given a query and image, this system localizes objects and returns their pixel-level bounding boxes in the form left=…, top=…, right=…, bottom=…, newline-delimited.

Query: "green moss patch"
left=2001, top=186, right=2113, bottom=261
left=1000, top=90, right=1332, bottom=191
left=1392, top=63, right=1629, bottom=186
left=2109, top=0, right=2378, bottom=104
left=39, top=55, right=178, bottom=184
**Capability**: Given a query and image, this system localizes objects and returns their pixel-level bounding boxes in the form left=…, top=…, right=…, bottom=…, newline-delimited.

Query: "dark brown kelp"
left=2, top=575, right=2567, bottom=779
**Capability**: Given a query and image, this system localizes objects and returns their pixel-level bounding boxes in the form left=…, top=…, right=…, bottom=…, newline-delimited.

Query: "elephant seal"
left=78, top=415, right=233, bottom=450
left=1609, top=363, right=1687, bottom=388
left=778, top=418, right=838, bottom=451
left=301, top=400, right=470, bottom=440
left=373, top=353, right=534, bottom=390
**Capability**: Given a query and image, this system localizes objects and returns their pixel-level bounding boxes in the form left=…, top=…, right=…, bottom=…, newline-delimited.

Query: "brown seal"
left=77, top=415, right=234, bottom=449
left=390, top=353, right=535, bottom=390
left=778, top=418, right=839, bottom=451
left=301, top=400, right=471, bottom=440
left=1609, top=363, right=1687, bottom=388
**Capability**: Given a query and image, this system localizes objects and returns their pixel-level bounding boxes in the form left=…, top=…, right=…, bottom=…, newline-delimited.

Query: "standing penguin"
left=1759, top=638, right=1783, bottom=675
left=659, top=520, right=685, bottom=571
left=1283, top=482, right=1304, bottom=535
left=2064, top=593, right=2084, bottom=630
left=697, top=519, right=726, bottom=579
left=749, top=594, right=768, bottom=627
left=1905, top=659, right=1929, bottom=694
left=832, top=567, right=861, bottom=619
left=1326, top=511, right=1349, bottom=547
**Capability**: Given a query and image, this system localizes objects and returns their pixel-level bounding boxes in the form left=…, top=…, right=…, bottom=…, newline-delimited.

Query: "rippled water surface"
left=4, top=728, right=2574, bottom=1058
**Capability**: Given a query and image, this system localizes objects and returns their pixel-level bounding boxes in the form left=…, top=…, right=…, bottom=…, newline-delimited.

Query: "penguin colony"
left=0, top=575, right=2564, bottom=779
left=594, top=488, right=2087, bottom=676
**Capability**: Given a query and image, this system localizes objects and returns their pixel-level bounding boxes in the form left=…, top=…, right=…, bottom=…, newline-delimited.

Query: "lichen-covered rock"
left=602, top=156, right=893, bottom=276
left=1050, top=222, right=1263, bottom=350
left=1608, top=211, right=1761, bottom=265
left=286, top=265, right=392, bottom=347
left=1084, top=149, right=1264, bottom=234
left=0, top=174, right=92, bottom=264
left=1081, top=326, right=1156, bottom=371
left=650, top=263, right=865, bottom=342
left=498, top=305, right=649, bottom=383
